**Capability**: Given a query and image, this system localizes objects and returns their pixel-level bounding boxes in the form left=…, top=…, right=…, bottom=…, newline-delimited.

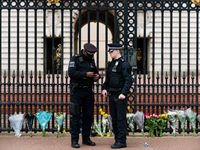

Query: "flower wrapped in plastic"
left=197, top=115, right=200, bottom=125
left=177, top=110, right=186, bottom=136
left=157, top=114, right=167, bottom=137
left=133, top=111, right=145, bottom=137
left=55, top=112, right=65, bottom=138
left=185, top=108, right=197, bottom=136
left=166, top=110, right=177, bottom=137
left=126, top=113, right=135, bottom=137
left=107, top=115, right=113, bottom=136
left=25, top=113, right=35, bottom=137
left=102, top=116, right=108, bottom=136
left=144, top=113, right=158, bottom=137
left=35, top=110, right=52, bottom=137
left=9, top=113, right=25, bottom=138
left=93, top=122, right=103, bottom=137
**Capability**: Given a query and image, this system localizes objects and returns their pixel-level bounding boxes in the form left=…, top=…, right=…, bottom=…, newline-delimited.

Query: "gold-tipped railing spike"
left=191, top=0, right=200, bottom=6
left=47, top=0, right=60, bottom=5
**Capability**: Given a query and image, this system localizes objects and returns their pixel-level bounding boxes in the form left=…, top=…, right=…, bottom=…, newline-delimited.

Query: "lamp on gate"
left=47, top=0, right=60, bottom=4
left=122, top=47, right=137, bottom=70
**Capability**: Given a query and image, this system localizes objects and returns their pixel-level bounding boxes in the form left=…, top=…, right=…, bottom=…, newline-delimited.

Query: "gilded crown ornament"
left=47, top=0, right=60, bottom=4
left=191, top=0, right=200, bottom=6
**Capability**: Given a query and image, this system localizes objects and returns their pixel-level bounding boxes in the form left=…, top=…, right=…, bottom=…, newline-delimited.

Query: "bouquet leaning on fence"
left=9, top=112, right=25, bottom=138
left=107, top=115, right=113, bottom=136
left=166, top=110, right=177, bottom=137
left=102, top=116, right=108, bottom=136
left=25, top=113, right=35, bottom=137
left=127, top=113, right=135, bottom=137
left=133, top=111, right=145, bottom=137
left=55, top=112, right=65, bottom=138
left=157, top=114, right=167, bottom=137
left=144, top=113, right=158, bottom=138
left=35, top=110, right=53, bottom=137
left=185, top=108, right=197, bottom=136
left=197, top=115, right=200, bottom=125
left=177, top=110, right=186, bottom=137
left=93, top=122, right=103, bottom=137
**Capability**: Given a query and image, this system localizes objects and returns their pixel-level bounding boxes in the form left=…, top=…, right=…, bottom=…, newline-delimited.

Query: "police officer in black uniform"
left=68, top=43, right=99, bottom=148
left=102, top=43, right=132, bottom=149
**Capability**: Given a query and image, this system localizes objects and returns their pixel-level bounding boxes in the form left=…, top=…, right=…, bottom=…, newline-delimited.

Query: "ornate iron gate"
left=0, top=0, right=200, bottom=134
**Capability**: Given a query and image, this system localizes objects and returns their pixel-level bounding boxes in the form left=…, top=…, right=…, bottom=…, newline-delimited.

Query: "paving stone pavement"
left=0, top=132, right=200, bottom=150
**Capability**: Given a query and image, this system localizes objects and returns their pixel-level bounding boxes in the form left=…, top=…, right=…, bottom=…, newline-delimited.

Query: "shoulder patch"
left=120, top=58, right=125, bottom=61
left=69, top=61, right=75, bottom=67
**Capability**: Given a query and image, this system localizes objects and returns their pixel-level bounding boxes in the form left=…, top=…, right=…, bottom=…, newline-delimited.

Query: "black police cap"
left=107, top=43, right=122, bottom=52
left=84, top=43, right=97, bottom=55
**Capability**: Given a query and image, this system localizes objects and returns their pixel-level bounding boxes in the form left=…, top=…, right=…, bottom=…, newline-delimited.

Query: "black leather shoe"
left=71, top=142, right=80, bottom=148
left=82, top=140, right=96, bottom=146
left=111, top=143, right=127, bottom=149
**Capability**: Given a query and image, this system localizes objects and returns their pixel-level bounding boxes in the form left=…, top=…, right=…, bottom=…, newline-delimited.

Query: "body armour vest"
left=107, top=58, right=125, bottom=91
left=70, top=54, right=97, bottom=86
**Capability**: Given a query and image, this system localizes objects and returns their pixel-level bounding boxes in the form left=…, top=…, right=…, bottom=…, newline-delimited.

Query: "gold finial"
left=191, top=0, right=200, bottom=6
left=47, top=0, right=60, bottom=5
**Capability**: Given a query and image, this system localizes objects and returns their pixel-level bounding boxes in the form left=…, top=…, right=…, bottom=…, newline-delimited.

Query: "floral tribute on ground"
left=55, top=112, right=65, bottom=138
left=133, top=111, right=145, bottom=137
left=126, top=106, right=135, bottom=137
left=25, top=113, right=35, bottom=137
left=9, top=112, right=25, bottom=138
left=35, top=110, right=53, bottom=137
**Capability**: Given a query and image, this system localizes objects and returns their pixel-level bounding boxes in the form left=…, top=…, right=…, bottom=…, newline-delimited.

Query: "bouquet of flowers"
left=35, top=110, right=53, bottom=137
left=9, top=113, right=25, bottom=138
left=177, top=110, right=186, bottom=136
left=185, top=108, right=197, bottom=136
left=25, top=113, right=35, bottom=137
left=102, top=116, right=108, bottom=136
left=166, top=110, right=177, bottom=137
left=99, top=108, right=110, bottom=136
left=144, top=113, right=157, bottom=137
left=133, top=111, right=145, bottom=137
left=93, top=122, right=103, bottom=137
left=157, top=114, right=167, bottom=137
left=197, top=115, right=200, bottom=125
left=55, top=112, right=65, bottom=138
left=126, top=113, right=135, bottom=137
left=107, top=115, right=113, bottom=136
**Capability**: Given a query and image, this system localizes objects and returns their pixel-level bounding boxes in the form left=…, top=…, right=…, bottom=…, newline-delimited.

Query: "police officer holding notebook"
left=68, top=43, right=99, bottom=148
left=102, top=43, right=132, bottom=149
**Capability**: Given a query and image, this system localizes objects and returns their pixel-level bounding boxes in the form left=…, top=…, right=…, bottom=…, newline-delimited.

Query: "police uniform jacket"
left=68, top=50, right=98, bottom=87
left=102, top=57, right=132, bottom=95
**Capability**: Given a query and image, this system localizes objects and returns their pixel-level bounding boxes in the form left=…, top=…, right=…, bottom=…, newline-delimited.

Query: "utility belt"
left=76, top=85, right=92, bottom=89
left=108, top=91, right=121, bottom=95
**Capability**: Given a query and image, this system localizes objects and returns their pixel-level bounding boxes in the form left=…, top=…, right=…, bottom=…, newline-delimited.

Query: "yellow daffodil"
left=127, top=106, right=130, bottom=110
left=160, top=114, right=167, bottom=119
left=107, top=134, right=110, bottom=137
left=101, top=112, right=105, bottom=115
left=63, top=129, right=66, bottom=133
left=99, top=108, right=103, bottom=112
left=104, top=113, right=108, bottom=118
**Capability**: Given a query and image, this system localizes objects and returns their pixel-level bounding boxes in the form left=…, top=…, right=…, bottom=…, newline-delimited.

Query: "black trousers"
left=71, top=88, right=94, bottom=143
left=109, top=94, right=127, bottom=144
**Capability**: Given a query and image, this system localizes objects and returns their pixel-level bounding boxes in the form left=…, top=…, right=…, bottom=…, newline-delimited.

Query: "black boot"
left=71, top=142, right=80, bottom=148
left=111, top=143, right=127, bottom=149
left=82, top=140, right=96, bottom=146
